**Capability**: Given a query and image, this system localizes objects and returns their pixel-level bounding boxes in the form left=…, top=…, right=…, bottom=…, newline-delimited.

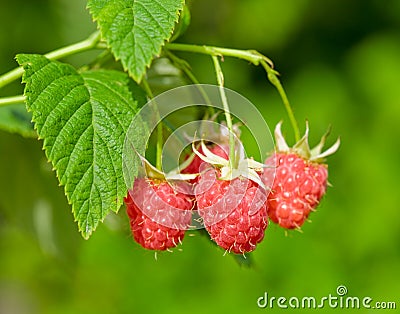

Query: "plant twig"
left=260, top=60, right=300, bottom=142
left=211, top=55, right=236, bottom=165
left=0, top=95, right=26, bottom=107
left=0, top=31, right=102, bottom=90
left=166, top=43, right=301, bottom=142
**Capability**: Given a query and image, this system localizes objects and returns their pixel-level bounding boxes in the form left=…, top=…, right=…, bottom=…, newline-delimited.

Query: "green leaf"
left=88, top=0, right=185, bottom=82
left=170, top=4, right=191, bottom=42
left=16, top=54, right=143, bottom=239
left=0, top=103, right=36, bottom=138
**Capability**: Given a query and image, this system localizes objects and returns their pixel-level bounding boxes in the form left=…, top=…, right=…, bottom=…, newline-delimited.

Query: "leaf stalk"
left=0, top=31, right=102, bottom=90
left=0, top=95, right=26, bottom=107
left=166, top=43, right=301, bottom=142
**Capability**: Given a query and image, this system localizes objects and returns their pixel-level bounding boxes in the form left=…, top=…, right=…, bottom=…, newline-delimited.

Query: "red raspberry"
left=195, top=169, right=268, bottom=254
left=263, top=122, right=339, bottom=229
left=263, top=153, right=328, bottom=229
left=124, top=178, right=193, bottom=251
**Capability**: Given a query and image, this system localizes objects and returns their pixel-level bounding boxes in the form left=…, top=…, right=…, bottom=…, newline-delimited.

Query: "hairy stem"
left=166, top=43, right=273, bottom=65
left=0, top=31, right=102, bottom=90
left=212, top=55, right=236, bottom=165
left=166, top=43, right=301, bottom=142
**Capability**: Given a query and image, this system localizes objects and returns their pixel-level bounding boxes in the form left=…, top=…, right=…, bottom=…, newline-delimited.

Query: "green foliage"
left=0, top=0, right=188, bottom=239
left=1, top=1, right=400, bottom=313
left=88, top=0, right=185, bottom=82
left=170, top=4, right=191, bottom=42
left=17, top=54, right=142, bottom=238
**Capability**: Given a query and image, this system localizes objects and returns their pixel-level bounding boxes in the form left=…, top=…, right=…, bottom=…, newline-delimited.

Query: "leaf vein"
left=135, top=2, right=168, bottom=36
left=40, top=80, right=83, bottom=137
left=83, top=76, right=132, bottom=108
left=59, top=116, right=92, bottom=183
left=95, top=132, right=119, bottom=213
left=71, top=161, right=93, bottom=203
left=47, top=98, right=90, bottom=161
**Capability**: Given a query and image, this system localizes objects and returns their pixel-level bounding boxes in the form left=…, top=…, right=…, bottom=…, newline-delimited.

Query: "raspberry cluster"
left=124, top=123, right=339, bottom=254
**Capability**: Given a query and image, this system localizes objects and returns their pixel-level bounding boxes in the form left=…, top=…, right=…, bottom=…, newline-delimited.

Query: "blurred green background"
left=1, top=0, right=399, bottom=313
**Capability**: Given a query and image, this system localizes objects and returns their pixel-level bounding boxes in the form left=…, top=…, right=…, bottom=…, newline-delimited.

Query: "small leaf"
left=198, top=141, right=229, bottom=165
left=310, top=125, right=332, bottom=156
left=293, top=120, right=311, bottom=159
left=274, top=121, right=289, bottom=152
left=88, top=0, right=185, bottom=82
left=0, top=103, right=36, bottom=138
left=244, top=158, right=267, bottom=170
left=17, top=54, right=143, bottom=239
left=310, top=137, right=341, bottom=161
left=139, top=154, right=165, bottom=179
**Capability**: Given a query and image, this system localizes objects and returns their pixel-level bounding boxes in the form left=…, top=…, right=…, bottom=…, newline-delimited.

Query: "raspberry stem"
left=0, top=31, right=102, bottom=90
left=0, top=95, right=26, bottom=107
left=211, top=55, right=236, bottom=166
left=260, top=60, right=300, bottom=142
left=141, top=78, right=163, bottom=170
left=165, top=43, right=301, bottom=142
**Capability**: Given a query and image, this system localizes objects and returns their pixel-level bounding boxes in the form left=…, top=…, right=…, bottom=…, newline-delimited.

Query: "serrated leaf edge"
left=88, top=0, right=186, bottom=82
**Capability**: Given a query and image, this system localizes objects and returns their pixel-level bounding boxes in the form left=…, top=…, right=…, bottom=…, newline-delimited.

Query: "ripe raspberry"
left=124, top=177, right=193, bottom=251
left=195, top=169, right=268, bottom=254
left=263, top=122, right=340, bottom=229
left=264, top=153, right=328, bottom=229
